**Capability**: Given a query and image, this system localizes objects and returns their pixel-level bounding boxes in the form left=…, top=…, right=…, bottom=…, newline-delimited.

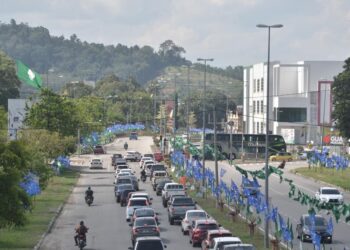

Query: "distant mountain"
left=0, top=19, right=243, bottom=91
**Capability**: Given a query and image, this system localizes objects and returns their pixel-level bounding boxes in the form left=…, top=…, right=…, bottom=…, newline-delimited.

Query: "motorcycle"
left=124, top=142, right=128, bottom=150
left=141, top=175, right=146, bottom=182
left=77, top=234, right=87, bottom=250
left=85, top=196, right=93, bottom=206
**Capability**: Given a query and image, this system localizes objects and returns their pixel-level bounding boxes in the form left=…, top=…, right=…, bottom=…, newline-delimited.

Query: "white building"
left=8, top=99, right=28, bottom=140
left=243, top=60, right=344, bottom=145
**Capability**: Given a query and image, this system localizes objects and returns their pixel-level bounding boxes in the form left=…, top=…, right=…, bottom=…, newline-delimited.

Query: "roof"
left=136, top=236, right=162, bottom=241
left=129, top=197, right=147, bottom=201
left=212, top=237, right=241, bottom=243
left=320, top=187, right=339, bottom=190
left=186, top=209, right=206, bottom=214
left=132, top=192, right=149, bottom=196
left=207, top=229, right=231, bottom=234
left=195, top=219, right=217, bottom=224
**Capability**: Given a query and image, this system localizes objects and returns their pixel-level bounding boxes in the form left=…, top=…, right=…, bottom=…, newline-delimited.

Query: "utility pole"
left=197, top=58, right=214, bottom=199
left=213, top=106, right=219, bottom=201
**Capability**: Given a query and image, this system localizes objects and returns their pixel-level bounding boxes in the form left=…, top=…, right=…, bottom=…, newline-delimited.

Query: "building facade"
left=243, top=60, right=344, bottom=145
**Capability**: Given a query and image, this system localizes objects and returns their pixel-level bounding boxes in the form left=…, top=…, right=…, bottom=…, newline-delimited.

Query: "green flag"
left=16, top=60, right=42, bottom=88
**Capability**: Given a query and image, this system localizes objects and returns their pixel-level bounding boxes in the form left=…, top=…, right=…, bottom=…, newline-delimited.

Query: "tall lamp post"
left=256, top=23, right=283, bottom=248
left=197, top=57, right=214, bottom=198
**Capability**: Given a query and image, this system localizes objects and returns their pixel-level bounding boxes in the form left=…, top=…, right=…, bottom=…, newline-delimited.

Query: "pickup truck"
left=162, top=183, right=186, bottom=207
left=151, top=171, right=168, bottom=190
left=167, top=197, right=196, bottom=225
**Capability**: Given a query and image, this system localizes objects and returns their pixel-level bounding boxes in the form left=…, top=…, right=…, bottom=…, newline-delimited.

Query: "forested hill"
left=0, top=19, right=243, bottom=86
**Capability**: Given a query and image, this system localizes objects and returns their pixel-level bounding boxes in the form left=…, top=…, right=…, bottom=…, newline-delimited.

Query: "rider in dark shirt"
left=74, top=221, right=89, bottom=246
left=85, top=186, right=94, bottom=202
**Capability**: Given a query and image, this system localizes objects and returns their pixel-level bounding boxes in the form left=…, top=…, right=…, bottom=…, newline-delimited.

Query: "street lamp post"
left=197, top=57, right=214, bottom=198
left=227, top=120, right=234, bottom=166
left=256, top=23, right=283, bottom=248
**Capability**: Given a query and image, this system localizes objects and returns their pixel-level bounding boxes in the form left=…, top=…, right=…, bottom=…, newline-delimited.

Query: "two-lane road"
left=40, top=137, right=194, bottom=250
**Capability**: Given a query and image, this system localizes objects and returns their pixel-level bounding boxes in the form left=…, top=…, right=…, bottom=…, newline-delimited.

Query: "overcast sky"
left=2, top=0, right=350, bottom=68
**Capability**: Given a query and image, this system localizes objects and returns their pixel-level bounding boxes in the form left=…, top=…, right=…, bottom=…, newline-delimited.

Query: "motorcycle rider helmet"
left=80, top=221, right=84, bottom=226
left=87, top=186, right=91, bottom=190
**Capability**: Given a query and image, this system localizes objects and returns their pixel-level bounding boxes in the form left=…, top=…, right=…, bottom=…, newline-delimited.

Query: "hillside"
left=0, top=19, right=243, bottom=95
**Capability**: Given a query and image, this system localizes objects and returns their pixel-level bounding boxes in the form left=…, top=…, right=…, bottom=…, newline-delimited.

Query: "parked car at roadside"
left=167, top=197, right=196, bottom=225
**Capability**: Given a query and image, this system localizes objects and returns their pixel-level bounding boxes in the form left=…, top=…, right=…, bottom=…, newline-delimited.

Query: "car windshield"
left=197, top=223, right=218, bottom=230
left=188, top=211, right=206, bottom=219
left=135, top=218, right=156, bottom=226
left=321, top=189, right=340, bottom=195
left=136, top=209, right=154, bottom=217
left=304, top=217, right=326, bottom=226
left=118, top=165, right=128, bottom=169
left=130, top=199, right=147, bottom=206
left=136, top=241, right=163, bottom=250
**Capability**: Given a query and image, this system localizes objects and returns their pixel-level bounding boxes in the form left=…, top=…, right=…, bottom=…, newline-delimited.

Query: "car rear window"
left=321, top=189, right=340, bottom=195
left=172, top=198, right=194, bottom=205
left=135, top=209, right=155, bottom=217
left=167, top=184, right=184, bottom=190
left=209, top=233, right=232, bottom=240
left=118, top=185, right=133, bottom=191
left=130, top=199, right=147, bottom=206
left=135, top=218, right=156, bottom=226
left=152, top=165, right=166, bottom=171
left=118, top=165, right=128, bottom=169
left=188, top=211, right=206, bottom=219
left=197, top=223, right=218, bottom=230
left=136, top=241, right=163, bottom=250
left=117, top=179, right=131, bottom=184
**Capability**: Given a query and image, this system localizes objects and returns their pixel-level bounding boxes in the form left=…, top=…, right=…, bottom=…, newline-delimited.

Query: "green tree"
left=332, top=58, right=350, bottom=138
left=25, top=89, right=79, bottom=137
left=61, top=81, right=93, bottom=98
left=0, top=50, right=21, bottom=109
left=0, top=106, right=7, bottom=142
left=0, top=141, right=31, bottom=228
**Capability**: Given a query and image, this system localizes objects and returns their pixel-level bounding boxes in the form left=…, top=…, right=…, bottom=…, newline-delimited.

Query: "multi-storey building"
left=243, top=60, right=344, bottom=145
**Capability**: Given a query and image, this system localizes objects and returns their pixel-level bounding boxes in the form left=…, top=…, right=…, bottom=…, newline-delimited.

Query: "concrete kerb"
left=33, top=170, right=81, bottom=250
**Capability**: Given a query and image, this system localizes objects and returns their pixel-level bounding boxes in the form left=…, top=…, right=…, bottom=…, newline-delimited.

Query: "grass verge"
left=186, top=190, right=268, bottom=249
left=293, top=167, right=350, bottom=191
left=0, top=169, right=79, bottom=249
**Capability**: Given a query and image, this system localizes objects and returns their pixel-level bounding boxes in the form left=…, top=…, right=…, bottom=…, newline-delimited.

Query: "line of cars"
left=146, top=170, right=256, bottom=250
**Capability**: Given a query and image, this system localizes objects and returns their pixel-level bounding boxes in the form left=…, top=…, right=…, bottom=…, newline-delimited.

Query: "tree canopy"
left=332, top=58, right=350, bottom=139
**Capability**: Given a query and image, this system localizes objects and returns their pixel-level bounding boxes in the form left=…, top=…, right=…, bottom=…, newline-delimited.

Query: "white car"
left=90, top=158, right=103, bottom=169
left=126, top=197, right=149, bottom=221
left=315, top=187, right=344, bottom=205
left=139, top=157, right=153, bottom=168
left=208, top=237, right=242, bottom=250
left=143, top=160, right=155, bottom=170
left=124, top=151, right=142, bottom=162
left=181, top=210, right=208, bottom=235
left=131, top=192, right=153, bottom=205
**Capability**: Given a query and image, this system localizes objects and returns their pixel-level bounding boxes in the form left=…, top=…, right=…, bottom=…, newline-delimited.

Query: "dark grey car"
left=296, top=214, right=332, bottom=243
left=129, top=217, right=160, bottom=246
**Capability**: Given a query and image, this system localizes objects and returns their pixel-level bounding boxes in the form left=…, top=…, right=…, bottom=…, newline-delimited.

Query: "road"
left=40, top=136, right=350, bottom=250
left=40, top=136, right=194, bottom=250
left=204, top=159, right=350, bottom=249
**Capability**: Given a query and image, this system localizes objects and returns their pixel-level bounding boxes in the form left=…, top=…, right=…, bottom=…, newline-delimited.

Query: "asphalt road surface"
left=40, top=136, right=194, bottom=250
left=40, top=136, right=350, bottom=250
left=205, top=159, right=350, bottom=249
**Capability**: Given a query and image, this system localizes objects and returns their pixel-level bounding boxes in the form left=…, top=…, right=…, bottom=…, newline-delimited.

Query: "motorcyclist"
left=74, top=221, right=89, bottom=246
left=140, top=168, right=146, bottom=181
left=124, top=142, right=128, bottom=150
left=85, top=186, right=94, bottom=203
left=278, top=160, right=286, bottom=169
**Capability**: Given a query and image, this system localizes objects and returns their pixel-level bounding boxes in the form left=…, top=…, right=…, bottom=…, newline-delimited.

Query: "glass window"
left=253, top=101, right=255, bottom=113
left=257, top=79, right=260, bottom=92
left=257, top=101, right=260, bottom=113
left=261, top=100, right=264, bottom=113
left=253, top=79, right=256, bottom=92
left=274, top=108, right=307, bottom=122
left=261, top=78, right=264, bottom=91
left=260, top=122, right=263, bottom=133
